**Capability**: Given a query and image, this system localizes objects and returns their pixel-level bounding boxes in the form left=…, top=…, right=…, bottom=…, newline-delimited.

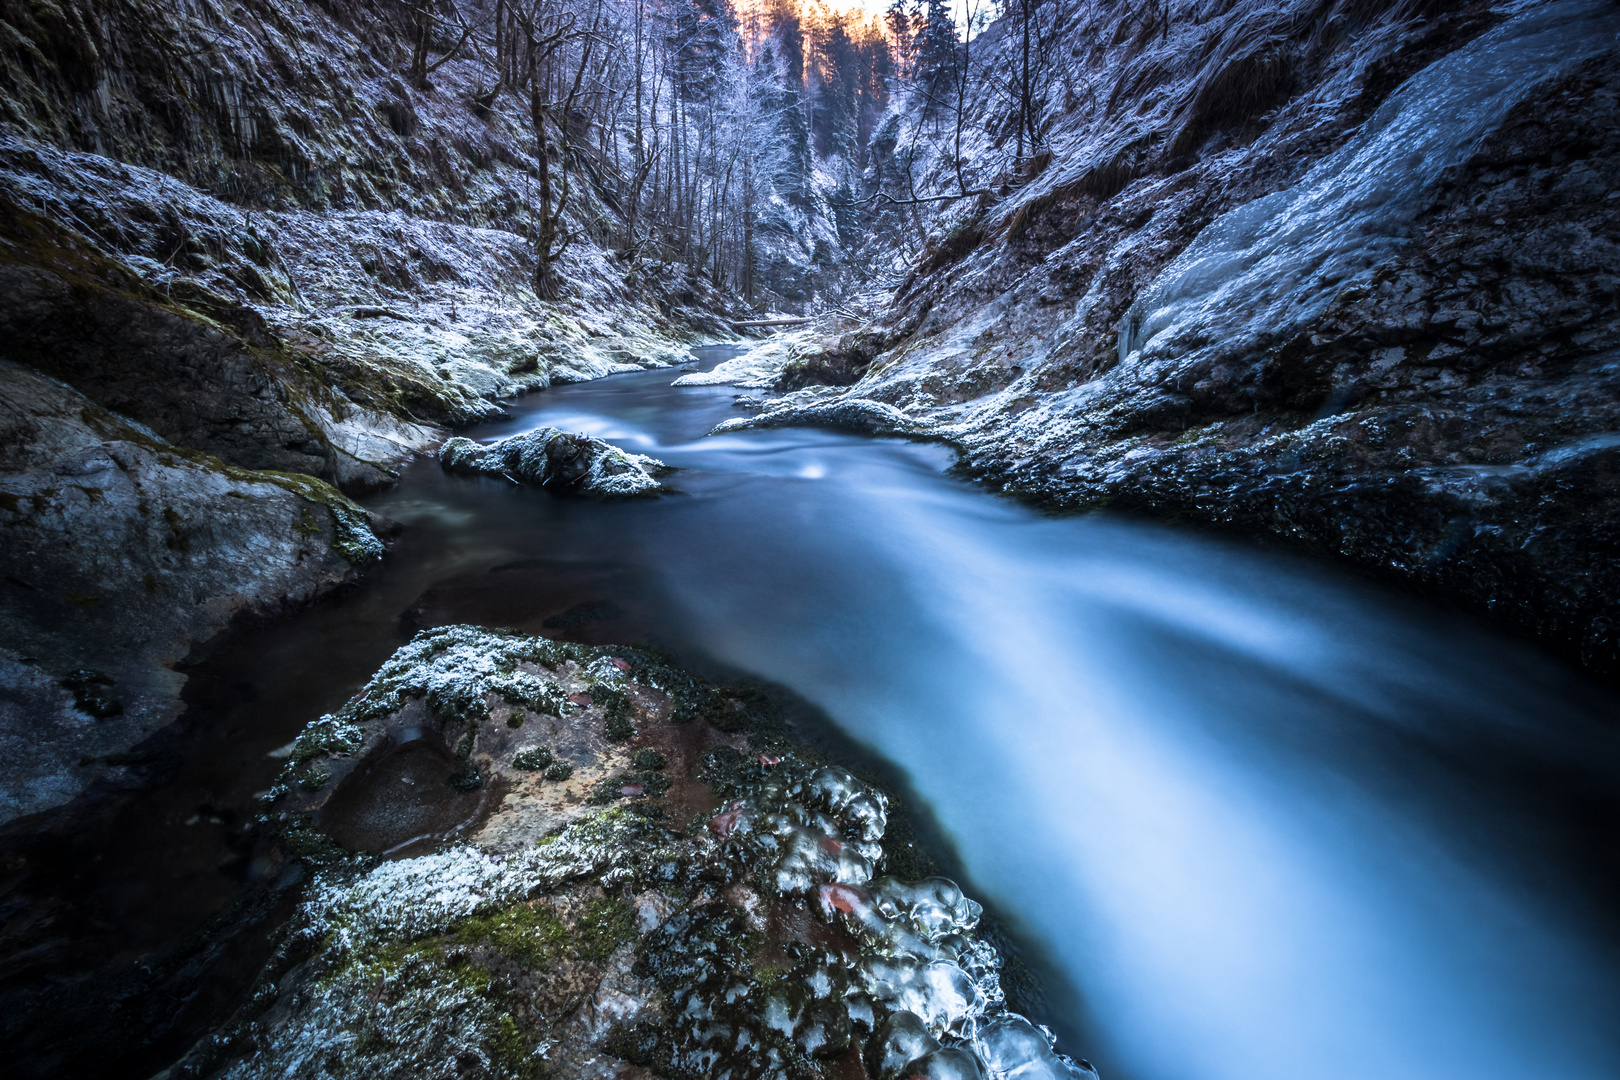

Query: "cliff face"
left=0, top=0, right=726, bottom=474
left=0, top=0, right=739, bottom=822
left=780, top=0, right=1620, bottom=675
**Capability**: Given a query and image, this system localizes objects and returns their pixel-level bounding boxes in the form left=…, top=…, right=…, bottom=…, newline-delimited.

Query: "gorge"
left=2, top=0, right=1619, bottom=1078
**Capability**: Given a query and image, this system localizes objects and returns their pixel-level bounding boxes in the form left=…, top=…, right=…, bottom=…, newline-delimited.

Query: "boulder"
left=439, top=427, right=673, bottom=498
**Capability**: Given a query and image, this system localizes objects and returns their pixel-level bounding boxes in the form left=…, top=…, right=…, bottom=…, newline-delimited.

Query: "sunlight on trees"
left=411, top=0, right=1076, bottom=307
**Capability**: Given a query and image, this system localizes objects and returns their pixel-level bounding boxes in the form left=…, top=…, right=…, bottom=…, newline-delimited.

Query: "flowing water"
left=355, top=346, right=1618, bottom=1080
left=25, top=345, right=1620, bottom=1079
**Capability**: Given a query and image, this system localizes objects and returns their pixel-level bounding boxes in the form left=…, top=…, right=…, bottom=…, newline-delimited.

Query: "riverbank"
left=722, top=0, right=1620, bottom=681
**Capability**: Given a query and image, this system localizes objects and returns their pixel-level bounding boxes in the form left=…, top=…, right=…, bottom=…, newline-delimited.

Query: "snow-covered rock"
left=440, top=428, right=673, bottom=498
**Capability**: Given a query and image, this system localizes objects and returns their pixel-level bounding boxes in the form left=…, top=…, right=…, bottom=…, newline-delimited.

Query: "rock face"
left=737, top=0, right=1620, bottom=675
left=0, top=360, right=383, bottom=824
left=440, top=429, right=674, bottom=498
left=163, top=626, right=1096, bottom=1080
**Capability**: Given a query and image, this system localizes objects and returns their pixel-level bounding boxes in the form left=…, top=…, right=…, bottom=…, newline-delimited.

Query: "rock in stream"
left=441, top=429, right=675, bottom=498
left=165, top=626, right=1096, bottom=1080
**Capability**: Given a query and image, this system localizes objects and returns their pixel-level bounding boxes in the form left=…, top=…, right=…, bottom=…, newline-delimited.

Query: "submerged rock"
left=440, top=428, right=674, bottom=498
left=166, top=626, right=1095, bottom=1080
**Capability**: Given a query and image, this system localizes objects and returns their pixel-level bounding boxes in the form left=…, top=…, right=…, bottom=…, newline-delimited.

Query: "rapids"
left=322, top=348, right=1619, bottom=1080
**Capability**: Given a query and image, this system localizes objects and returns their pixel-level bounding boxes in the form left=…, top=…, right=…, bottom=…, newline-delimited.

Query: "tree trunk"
left=532, top=88, right=561, bottom=300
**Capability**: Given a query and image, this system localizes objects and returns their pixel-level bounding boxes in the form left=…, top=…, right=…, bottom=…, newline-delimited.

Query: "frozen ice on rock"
left=973, top=1016, right=1103, bottom=1080
left=859, top=956, right=983, bottom=1034
left=871, top=1010, right=944, bottom=1079
left=646, top=754, right=1079, bottom=1078
left=906, top=1046, right=992, bottom=1080
left=870, top=876, right=984, bottom=939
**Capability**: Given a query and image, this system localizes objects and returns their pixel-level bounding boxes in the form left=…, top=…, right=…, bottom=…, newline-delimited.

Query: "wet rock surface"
left=150, top=626, right=1093, bottom=1080
left=0, top=360, right=382, bottom=825
left=441, top=429, right=675, bottom=499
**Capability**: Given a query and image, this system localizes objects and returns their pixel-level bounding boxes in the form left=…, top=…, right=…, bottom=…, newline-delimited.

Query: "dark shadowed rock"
left=0, top=361, right=384, bottom=823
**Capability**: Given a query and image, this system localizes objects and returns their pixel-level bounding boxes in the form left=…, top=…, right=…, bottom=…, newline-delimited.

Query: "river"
left=35, top=344, right=1620, bottom=1080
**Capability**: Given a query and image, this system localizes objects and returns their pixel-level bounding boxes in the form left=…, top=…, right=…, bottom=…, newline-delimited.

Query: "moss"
left=631, top=748, right=666, bottom=770
left=513, top=747, right=553, bottom=771
left=589, top=770, right=671, bottom=805
left=507, top=710, right=526, bottom=729
left=299, top=764, right=331, bottom=791
left=1171, top=423, right=1221, bottom=447
left=453, top=902, right=570, bottom=967
left=489, top=1013, right=544, bottom=1080
left=541, top=761, right=573, bottom=782
left=289, top=713, right=364, bottom=766
left=595, top=685, right=636, bottom=741
left=281, top=819, right=352, bottom=866
left=329, top=504, right=384, bottom=563
left=454, top=726, right=476, bottom=758
left=572, top=896, right=636, bottom=962
left=325, top=934, right=492, bottom=997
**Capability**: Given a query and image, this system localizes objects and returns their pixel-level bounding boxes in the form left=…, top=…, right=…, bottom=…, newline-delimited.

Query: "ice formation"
left=640, top=758, right=1100, bottom=1080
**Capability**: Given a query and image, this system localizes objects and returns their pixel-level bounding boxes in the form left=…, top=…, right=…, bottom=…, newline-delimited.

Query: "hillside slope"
left=769, top=0, right=1620, bottom=675
left=0, top=0, right=739, bottom=821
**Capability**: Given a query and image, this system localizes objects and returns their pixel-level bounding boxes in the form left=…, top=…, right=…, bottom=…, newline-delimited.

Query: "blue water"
left=361, top=348, right=1620, bottom=1080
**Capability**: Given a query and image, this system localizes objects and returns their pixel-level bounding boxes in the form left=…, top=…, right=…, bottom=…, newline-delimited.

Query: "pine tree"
left=812, top=14, right=859, bottom=161
left=915, top=0, right=957, bottom=101
left=665, top=0, right=738, bottom=102
left=761, top=29, right=811, bottom=207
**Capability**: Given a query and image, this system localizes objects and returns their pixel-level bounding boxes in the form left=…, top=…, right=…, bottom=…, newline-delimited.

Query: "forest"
left=364, top=0, right=1073, bottom=306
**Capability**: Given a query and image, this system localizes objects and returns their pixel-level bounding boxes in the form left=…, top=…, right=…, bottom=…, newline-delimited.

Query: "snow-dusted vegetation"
left=4, top=0, right=1620, bottom=1077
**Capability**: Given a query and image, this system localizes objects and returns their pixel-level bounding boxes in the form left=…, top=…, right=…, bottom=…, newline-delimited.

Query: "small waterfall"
left=1116, top=0, right=1620, bottom=368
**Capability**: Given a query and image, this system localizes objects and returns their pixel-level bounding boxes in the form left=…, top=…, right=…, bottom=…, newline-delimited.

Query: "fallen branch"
left=830, top=189, right=989, bottom=208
